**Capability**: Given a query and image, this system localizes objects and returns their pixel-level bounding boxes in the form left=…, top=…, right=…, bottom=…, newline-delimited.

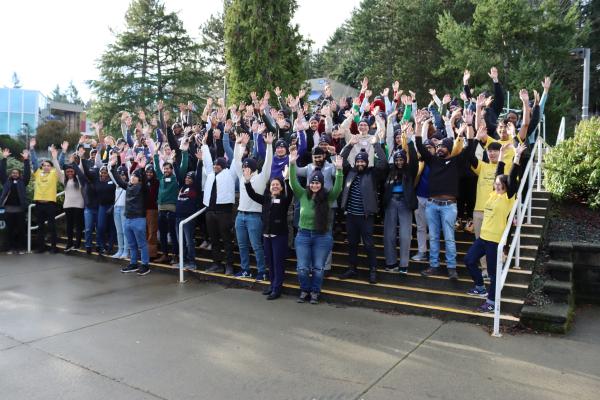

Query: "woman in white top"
left=110, top=164, right=129, bottom=259
left=51, top=154, right=84, bottom=252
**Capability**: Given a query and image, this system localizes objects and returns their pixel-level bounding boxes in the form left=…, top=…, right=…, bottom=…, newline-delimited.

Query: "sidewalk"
left=1, top=254, right=598, bottom=400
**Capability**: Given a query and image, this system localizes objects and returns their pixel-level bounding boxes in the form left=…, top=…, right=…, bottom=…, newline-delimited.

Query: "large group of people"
left=0, top=68, right=551, bottom=311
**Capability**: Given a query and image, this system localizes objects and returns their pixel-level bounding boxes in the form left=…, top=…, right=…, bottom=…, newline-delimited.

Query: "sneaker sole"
left=467, top=292, right=488, bottom=298
left=121, top=269, right=139, bottom=273
left=137, top=270, right=151, bottom=276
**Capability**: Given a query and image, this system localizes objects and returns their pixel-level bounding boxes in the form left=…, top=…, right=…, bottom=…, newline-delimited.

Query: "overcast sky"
left=0, top=0, right=361, bottom=101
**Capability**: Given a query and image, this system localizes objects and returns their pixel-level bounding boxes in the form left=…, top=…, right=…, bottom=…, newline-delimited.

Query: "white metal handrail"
left=492, top=137, right=545, bottom=337
left=27, top=191, right=66, bottom=253
left=178, top=207, right=207, bottom=283
left=555, top=116, right=566, bottom=145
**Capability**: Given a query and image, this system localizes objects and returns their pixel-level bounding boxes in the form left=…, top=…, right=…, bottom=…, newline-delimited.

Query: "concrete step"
left=545, top=260, right=573, bottom=282
left=543, top=280, right=573, bottom=303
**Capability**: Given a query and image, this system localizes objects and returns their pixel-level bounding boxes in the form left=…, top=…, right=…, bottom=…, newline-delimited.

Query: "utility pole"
left=570, top=47, right=591, bottom=120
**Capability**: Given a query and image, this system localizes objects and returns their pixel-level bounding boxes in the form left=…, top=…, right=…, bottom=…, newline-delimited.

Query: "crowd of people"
left=0, top=68, right=551, bottom=310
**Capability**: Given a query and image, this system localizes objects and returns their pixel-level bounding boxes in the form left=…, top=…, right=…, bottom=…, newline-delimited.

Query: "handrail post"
left=536, top=137, right=542, bottom=191
left=516, top=200, right=521, bottom=268
left=527, top=141, right=536, bottom=225
left=178, top=220, right=185, bottom=283
left=492, top=244, right=503, bottom=337
left=27, top=204, right=34, bottom=253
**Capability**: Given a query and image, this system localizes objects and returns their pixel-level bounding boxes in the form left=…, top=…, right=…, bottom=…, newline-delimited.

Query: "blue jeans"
left=176, top=218, right=196, bottom=263
left=84, top=207, right=98, bottom=250
left=235, top=212, right=265, bottom=274
left=465, top=238, right=498, bottom=302
left=158, top=210, right=178, bottom=256
left=426, top=200, right=457, bottom=269
left=113, top=206, right=128, bottom=255
left=294, top=229, right=333, bottom=293
left=96, top=205, right=111, bottom=251
left=124, top=217, right=149, bottom=265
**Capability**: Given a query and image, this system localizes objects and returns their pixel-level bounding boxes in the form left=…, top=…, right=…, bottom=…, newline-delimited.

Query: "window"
left=9, top=90, right=23, bottom=113
left=0, top=112, right=8, bottom=134
left=22, top=114, right=36, bottom=132
left=0, top=90, right=8, bottom=112
left=9, top=113, right=23, bottom=134
left=23, top=91, right=38, bottom=114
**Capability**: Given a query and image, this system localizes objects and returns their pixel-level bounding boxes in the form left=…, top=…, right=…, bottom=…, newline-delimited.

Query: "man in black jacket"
left=0, top=148, right=30, bottom=254
left=338, top=134, right=387, bottom=283
left=415, top=109, right=476, bottom=280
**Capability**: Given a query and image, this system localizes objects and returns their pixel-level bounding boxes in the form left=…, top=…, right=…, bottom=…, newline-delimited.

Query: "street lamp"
left=570, top=47, right=591, bottom=120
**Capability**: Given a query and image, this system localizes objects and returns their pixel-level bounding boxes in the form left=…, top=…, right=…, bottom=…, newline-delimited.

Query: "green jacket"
left=154, top=151, right=188, bottom=206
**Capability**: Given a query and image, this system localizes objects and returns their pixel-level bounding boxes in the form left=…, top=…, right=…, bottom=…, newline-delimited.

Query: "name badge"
left=108, top=181, right=114, bottom=185
left=272, top=199, right=281, bottom=204
left=165, top=178, right=172, bottom=182
left=360, top=141, right=368, bottom=146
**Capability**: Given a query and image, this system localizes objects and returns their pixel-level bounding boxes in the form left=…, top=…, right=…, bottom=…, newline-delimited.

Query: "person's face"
left=355, top=159, right=367, bottom=171
left=41, top=161, right=52, bottom=173
left=507, top=112, right=518, bottom=125
left=174, top=126, right=183, bottom=135
left=163, top=111, right=171, bottom=121
left=494, top=176, right=507, bottom=194
left=163, top=164, right=173, bottom=176
left=358, top=122, right=369, bottom=135
left=425, top=145, right=435, bottom=155
left=277, top=111, right=285, bottom=119
left=436, top=144, right=449, bottom=158
left=394, top=157, right=405, bottom=169
left=309, top=180, right=322, bottom=193
left=65, top=168, right=75, bottom=179
left=99, top=169, right=109, bottom=181
left=130, top=175, right=140, bottom=185
left=146, top=170, right=154, bottom=180
left=184, top=176, right=193, bottom=186
left=312, top=154, right=325, bottom=167
left=332, top=130, right=342, bottom=139
left=395, top=135, right=402, bottom=145
left=213, top=163, right=223, bottom=174
left=487, top=149, right=500, bottom=163
left=242, top=166, right=252, bottom=177
left=275, top=146, right=287, bottom=157
left=290, top=136, right=298, bottom=145
left=10, top=169, right=20, bottom=180
left=309, top=120, right=318, bottom=131
left=497, top=122, right=508, bottom=140
left=319, top=141, right=329, bottom=151
left=270, top=179, right=283, bottom=195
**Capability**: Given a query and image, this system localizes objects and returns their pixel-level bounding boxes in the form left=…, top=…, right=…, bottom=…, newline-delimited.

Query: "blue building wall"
left=0, top=88, right=47, bottom=135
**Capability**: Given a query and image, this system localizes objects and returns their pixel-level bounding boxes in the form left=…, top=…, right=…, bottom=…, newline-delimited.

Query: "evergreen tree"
left=224, top=0, right=307, bottom=103
left=198, top=9, right=227, bottom=96
left=88, top=0, right=208, bottom=132
left=49, top=85, right=69, bottom=103
left=65, top=81, right=84, bottom=105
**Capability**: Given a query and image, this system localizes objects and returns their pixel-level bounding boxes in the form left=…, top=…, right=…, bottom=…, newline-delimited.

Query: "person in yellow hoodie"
left=29, top=139, right=60, bottom=253
left=464, top=142, right=526, bottom=313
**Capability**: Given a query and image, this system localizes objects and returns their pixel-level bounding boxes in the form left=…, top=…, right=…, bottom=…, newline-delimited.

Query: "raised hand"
left=428, top=89, right=436, bottom=97
left=195, top=147, right=203, bottom=161
left=476, top=93, right=486, bottom=108
left=463, top=69, right=471, bottom=85
left=180, top=136, right=190, bottom=152
left=61, top=141, right=69, bottom=153
left=264, top=131, right=274, bottom=145
left=381, top=88, right=390, bottom=97
left=241, top=133, right=250, bottom=146
left=289, top=148, right=298, bottom=164
left=506, top=122, right=516, bottom=137
left=187, top=101, right=194, bottom=111
left=274, top=86, right=282, bottom=97
left=392, top=81, right=400, bottom=92
left=542, top=76, right=551, bottom=92
left=1, top=148, right=10, bottom=158
left=488, top=67, right=498, bottom=83
left=533, top=90, right=540, bottom=106
left=298, top=88, right=306, bottom=99
left=157, top=100, right=164, bottom=111
left=282, top=164, right=289, bottom=180
left=334, top=155, right=343, bottom=170
left=49, top=145, right=58, bottom=160
left=476, top=126, right=487, bottom=142
left=349, top=134, right=360, bottom=145
left=408, top=90, right=416, bottom=102
left=519, top=89, right=529, bottom=104
left=364, top=89, right=372, bottom=99
left=138, top=110, right=146, bottom=121
left=515, top=142, right=527, bottom=157
left=29, top=137, right=36, bottom=149
left=213, top=128, right=222, bottom=140
left=361, top=77, right=369, bottom=92
left=460, top=91, right=468, bottom=102
left=21, top=149, right=29, bottom=160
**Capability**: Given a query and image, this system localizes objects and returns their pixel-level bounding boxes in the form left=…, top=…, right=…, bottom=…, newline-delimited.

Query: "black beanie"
left=242, top=157, right=258, bottom=173
left=355, top=150, right=369, bottom=166
left=309, top=170, right=325, bottom=185
left=214, top=157, right=228, bottom=169
left=440, top=137, right=454, bottom=153
left=393, top=149, right=407, bottom=161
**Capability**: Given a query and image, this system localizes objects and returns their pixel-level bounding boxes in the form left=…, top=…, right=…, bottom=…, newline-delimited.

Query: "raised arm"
left=288, top=149, right=305, bottom=198
left=518, top=89, right=531, bottom=141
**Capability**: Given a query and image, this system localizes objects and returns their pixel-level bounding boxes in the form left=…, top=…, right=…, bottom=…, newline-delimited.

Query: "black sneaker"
left=297, top=291, right=309, bottom=303
left=266, top=292, right=281, bottom=300
left=137, top=265, right=151, bottom=276
left=447, top=269, right=459, bottom=280
left=384, top=265, right=400, bottom=273
left=121, top=264, right=139, bottom=273
left=420, top=267, right=443, bottom=277
left=262, top=287, right=273, bottom=296
left=398, top=267, right=408, bottom=275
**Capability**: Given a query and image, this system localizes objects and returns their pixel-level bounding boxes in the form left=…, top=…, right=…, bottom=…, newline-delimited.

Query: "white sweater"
left=233, top=142, right=273, bottom=213
left=201, top=144, right=236, bottom=207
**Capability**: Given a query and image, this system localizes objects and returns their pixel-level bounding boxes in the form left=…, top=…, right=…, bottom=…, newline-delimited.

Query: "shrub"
left=0, top=135, right=25, bottom=155
left=544, top=117, right=600, bottom=209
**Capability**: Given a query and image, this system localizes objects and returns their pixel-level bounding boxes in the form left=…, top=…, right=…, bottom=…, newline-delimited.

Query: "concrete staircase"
left=55, top=190, right=550, bottom=326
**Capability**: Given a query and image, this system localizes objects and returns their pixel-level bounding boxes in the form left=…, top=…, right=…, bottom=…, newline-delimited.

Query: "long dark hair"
left=308, top=188, right=330, bottom=233
left=64, top=165, right=79, bottom=189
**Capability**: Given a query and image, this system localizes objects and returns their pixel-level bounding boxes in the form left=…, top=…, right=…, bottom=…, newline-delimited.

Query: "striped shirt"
left=346, top=175, right=365, bottom=215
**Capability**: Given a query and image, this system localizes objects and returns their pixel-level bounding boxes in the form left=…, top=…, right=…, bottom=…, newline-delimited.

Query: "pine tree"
left=49, top=85, right=69, bottom=103
left=224, top=0, right=308, bottom=103
left=66, top=81, right=84, bottom=105
left=88, top=0, right=208, bottom=132
left=198, top=9, right=227, bottom=96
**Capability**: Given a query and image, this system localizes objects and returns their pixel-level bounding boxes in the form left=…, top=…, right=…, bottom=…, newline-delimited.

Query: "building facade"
left=0, top=88, right=47, bottom=136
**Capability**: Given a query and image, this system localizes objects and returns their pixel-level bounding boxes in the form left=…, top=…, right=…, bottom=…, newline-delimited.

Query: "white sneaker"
left=111, top=252, right=122, bottom=258
left=199, top=241, right=209, bottom=249
left=6, top=250, right=14, bottom=255
left=206, top=244, right=212, bottom=251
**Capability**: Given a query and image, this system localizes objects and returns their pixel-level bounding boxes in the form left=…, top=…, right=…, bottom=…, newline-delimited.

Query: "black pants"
left=206, top=210, right=234, bottom=266
left=35, top=202, right=57, bottom=250
left=346, top=214, right=377, bottom=270
left=5, top=211, right=26, bottom=251
left=158, top=210, right=178, bottom=256
left=458, top=174, right=477, bottom=220
left=65, top=208, right=84, bottom=249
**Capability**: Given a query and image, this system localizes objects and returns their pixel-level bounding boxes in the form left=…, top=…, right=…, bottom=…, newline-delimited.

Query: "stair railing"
left=492, top=137, right=545, bottom=337
left=177, top=207, right=207, bottom=283
left=27, top=191, right=66, bottom=253
left=555, top=116, right=566, bottom=145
